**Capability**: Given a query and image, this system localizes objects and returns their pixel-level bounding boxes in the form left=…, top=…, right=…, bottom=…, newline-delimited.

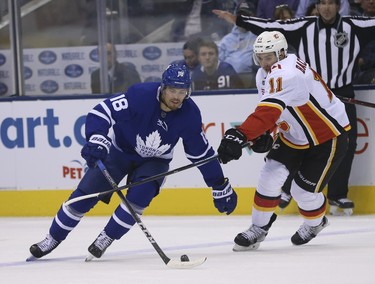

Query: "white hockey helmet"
left=253, top=31, right=288, bottom=66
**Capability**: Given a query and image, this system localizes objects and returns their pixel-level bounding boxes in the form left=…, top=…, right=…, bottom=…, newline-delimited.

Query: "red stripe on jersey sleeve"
left=238, top=105, right=282, bottom=141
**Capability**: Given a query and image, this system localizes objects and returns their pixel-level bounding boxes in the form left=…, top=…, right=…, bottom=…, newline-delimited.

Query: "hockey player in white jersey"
left=218, top=31, right=350, bottom=250
left=29, top=63, right=238, bottom=260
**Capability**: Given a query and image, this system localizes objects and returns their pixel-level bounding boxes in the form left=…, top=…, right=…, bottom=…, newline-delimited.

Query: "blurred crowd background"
left=0, top=0, right=374, bottom=96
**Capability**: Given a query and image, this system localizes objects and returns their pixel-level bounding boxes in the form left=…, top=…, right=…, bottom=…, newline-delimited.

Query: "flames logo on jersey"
left=135, top=130, right=171, bottom=158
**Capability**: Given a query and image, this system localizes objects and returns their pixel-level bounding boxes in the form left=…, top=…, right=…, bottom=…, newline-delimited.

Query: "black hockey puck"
left=180, top=254, right=189, bottom=262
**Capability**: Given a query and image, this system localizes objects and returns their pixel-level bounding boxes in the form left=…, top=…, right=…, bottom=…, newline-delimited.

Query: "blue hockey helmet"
left=161, top=63, right=192, bottom=98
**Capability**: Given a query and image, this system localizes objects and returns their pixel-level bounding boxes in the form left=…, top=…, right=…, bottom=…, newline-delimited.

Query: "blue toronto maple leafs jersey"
left=84, top=82, right=225, bottom=187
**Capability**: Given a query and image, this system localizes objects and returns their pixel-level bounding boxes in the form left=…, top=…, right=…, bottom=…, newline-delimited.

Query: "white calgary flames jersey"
left=239, top=54, right=350, bottom=148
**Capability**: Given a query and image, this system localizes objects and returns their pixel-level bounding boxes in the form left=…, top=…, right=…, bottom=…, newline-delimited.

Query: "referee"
left=213, top=0, right=375, bottom=214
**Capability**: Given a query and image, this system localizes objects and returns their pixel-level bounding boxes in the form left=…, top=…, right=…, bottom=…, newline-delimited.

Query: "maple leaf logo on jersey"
left=135, top=131, right=171, bottom=157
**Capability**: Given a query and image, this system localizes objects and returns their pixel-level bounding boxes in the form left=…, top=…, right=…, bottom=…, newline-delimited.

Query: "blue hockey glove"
left=212, top=178, right=237, bottom=215
left=217, top=128, right=247, bottom=164
left=81, top=134, right=111, bottom=168
left=251, top=132, right=274, bottom=153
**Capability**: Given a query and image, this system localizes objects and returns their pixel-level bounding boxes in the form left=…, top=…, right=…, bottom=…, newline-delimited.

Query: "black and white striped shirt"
left=237, top=14, right=375, bottom=89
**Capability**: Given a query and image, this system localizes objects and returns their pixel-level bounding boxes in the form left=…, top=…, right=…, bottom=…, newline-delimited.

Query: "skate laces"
left=37, top=234, right=59, bottom=252
left=94, top=231, right=113, bottom=250
left=296, top=218, right=326, bottom=241
left=295, top=224, right=316, bottom=241
left=241, top=225, right=267, bottom=242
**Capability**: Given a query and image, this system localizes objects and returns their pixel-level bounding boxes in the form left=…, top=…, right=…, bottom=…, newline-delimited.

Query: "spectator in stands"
left=273, top=4, right=295, bottom=20
left=170, top=0, right=234, bottom=42
left=91, top=43, right=141, bottom=94
left=350, top=0, right=375, bottom=15
left=359, top=0, right=375, bottom=16
left=192, top=39, right=244, bottom=90
left=355, top=41, right=375, bottom=84
left=173, top=38, right=203, bottom=71
left=273, top=4, right=297, bottom=55
left=353, top=0, right=375, bottom=84
left=295, top=0, right=350, bottom=17
left=256, top=0, right=299, bottom=19
left=218, top=1, right=257, bottom=88
left=306, top=3, right=320, bottom=16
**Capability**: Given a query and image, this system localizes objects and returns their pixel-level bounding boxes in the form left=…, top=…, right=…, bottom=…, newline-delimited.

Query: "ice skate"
left=28, top=234, right=61, bottom=260
left=329, top=198, right=354, bottom=216
left=233, top=213, right=277, bottom=251
left=291, top=216, right=329, bottom=245
left=86, top=230, right=114, bottom=261
left=279, top=191, right=292, bottom=211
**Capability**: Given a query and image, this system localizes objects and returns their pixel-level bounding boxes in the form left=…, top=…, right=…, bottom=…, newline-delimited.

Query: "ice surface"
left=1, top=215, right=374, bottom=284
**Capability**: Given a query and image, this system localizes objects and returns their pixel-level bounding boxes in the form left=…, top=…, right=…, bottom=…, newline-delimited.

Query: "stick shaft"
left=64, top=142, right=251, bottom=207
left=336, top=95, right=375, bottom=108
left=64, top=154, right=219, bottom=206
left=96, top=160, right=172, bottom=265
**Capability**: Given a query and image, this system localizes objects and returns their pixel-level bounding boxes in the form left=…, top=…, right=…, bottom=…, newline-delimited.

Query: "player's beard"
left=160, top=93, right=183, bottom=111
left=263, top=65, right=271, bottom=73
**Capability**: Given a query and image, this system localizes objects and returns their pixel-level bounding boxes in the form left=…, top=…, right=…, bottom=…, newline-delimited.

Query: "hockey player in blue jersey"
left=29, top=63, right=238, bottom=260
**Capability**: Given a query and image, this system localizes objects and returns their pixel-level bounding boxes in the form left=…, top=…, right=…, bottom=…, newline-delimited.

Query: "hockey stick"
left=64, top=153, right=220, bottom=206
left=336, top=95, right=375, bottom=108
left=96, top=159, right=207, bottom=269
left=65, top=141, right=252, bottom=206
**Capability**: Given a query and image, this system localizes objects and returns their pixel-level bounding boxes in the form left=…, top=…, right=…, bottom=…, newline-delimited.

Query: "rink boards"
left=0, top=88, right=374, bottom=215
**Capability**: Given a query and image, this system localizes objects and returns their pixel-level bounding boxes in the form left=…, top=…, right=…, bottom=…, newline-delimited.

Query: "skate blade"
left=233, top=242, right=260, bottom=252
left=329, top=207, right=353, bottom=216
left=85, top=253, right=95, bottom=262
left=329, top=206, right=342, bottom=216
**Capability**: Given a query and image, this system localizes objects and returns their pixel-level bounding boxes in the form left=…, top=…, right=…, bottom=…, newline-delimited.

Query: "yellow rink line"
left=0, top=186, right=374, bottom=216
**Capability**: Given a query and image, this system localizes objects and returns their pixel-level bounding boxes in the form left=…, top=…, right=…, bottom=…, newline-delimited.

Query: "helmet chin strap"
left=278, top=50, right=287, bottom=61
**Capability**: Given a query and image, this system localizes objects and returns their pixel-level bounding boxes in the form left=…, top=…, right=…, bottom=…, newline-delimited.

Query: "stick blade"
left=85, top=253, right=95, bottom=262
left=166, top=256, right=207, bottom=269
left=26, top=255, right=38, bottom=262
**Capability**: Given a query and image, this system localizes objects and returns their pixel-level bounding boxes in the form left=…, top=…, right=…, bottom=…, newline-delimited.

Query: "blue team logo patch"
left=0, top=82, right=8, bottom=96
left=0, top=53, right=6, bottom=66
left=65, top=64, right=84, bottom=78
left=334, top=32, right=349, bottom=48
left=89, top=48, right=99, bottom=62
left=24, top=66, right=33, bottom=80
left=39, top=50, right=57, bottom=65
left=40, top=80, right=59, bottom=94
left=142, top=46, right=162, bottom=61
